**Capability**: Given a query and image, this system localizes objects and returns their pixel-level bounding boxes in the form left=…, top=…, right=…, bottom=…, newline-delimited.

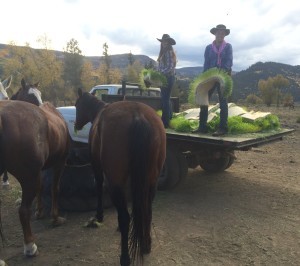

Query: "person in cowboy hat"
left=194, top=24, right=233, bottom=136
left=156, top=34, right=177, bottom=128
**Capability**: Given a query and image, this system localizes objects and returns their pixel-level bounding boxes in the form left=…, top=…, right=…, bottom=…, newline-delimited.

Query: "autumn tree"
left=273, top=74, right=290, bottom=107
left=245, top=94, right=263, bottom=105
left=3, top=42, right=40, bottom=94
left=80, top=60, right=97, bottom=91
left=258, top=74, right=289, bottom=106
left=35, top=35, right=64, bottom=104
left=94, top=43, right=122, bottom=84
left=125, top=60, right=143, bottom=83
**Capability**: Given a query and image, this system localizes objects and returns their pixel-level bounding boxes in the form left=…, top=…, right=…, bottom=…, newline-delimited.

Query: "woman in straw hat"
left=157, top=34, right=177, bottom=128
left=194, top=24, right=233, bottom=136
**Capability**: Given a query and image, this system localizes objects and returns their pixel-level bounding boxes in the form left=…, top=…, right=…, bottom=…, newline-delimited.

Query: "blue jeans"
left=200, top=82, right=228, bottom=130
left=160, top=74, right=175, bottom=128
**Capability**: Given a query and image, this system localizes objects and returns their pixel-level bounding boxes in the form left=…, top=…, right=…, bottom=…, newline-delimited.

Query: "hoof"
left=51, top=216, right=66, bottom=227
left=84, top=217, right=102, bottom=228
left=24, top=242, right=39, bottom=257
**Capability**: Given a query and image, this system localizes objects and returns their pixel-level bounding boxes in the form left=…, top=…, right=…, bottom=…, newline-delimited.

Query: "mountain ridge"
left=1, top=43, right=299, bottom=101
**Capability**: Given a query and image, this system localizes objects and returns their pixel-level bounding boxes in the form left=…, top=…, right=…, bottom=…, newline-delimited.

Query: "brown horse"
left=2, top=78, right=43, bottom=187
left=0, top=92, right=70, bottom=257
left=11, top=79, right=43, bottom=106
left=74, top=88, right=166, bottom=266
left=0, top=76, right=12, bottom=188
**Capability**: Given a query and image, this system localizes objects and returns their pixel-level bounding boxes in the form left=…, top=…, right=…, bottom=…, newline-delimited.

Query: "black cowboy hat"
left=210, top=24, right=230, bottom=36
left=157, top=34, right=176, bottom=45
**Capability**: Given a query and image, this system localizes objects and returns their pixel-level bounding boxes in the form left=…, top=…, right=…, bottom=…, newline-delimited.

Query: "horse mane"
left=83, top=92, right=107, bottom=119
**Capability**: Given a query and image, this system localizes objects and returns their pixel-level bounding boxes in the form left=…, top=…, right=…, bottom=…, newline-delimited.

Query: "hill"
left=175, top=62, right=300, bottom=102
left=1, top=44, right=299, bottom=101
left=232, top=62, right=300, bottom=101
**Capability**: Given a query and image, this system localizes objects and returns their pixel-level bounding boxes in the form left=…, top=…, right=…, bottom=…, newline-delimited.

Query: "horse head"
left=74, top=88, right=106, bottom=131
left=11, top=78, right=43, bottom=106
left=0, top=75, right=12, bottom=100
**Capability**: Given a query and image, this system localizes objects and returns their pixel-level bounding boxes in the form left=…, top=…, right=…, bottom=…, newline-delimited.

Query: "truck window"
left=149, top=90, right=161, bottom=97
left=94, top=89, right=109, bottom=99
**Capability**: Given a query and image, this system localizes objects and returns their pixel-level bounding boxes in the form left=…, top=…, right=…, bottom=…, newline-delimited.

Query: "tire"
left=199, top=155, right=231, bottom=173
left=225, top=155, right=235, bottom=170
left=157, top=148, right=188, bottom=190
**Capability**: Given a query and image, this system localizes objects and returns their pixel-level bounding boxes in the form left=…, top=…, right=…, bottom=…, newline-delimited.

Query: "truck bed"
left=166, top=128, right=295, bottom=151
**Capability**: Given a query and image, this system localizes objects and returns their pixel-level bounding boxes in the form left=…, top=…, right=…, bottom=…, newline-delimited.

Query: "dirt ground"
left=1, top=105, right=299, bottom=266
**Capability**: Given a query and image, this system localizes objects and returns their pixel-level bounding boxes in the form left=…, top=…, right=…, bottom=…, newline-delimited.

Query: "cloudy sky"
left=1, top=0, right=300, bottom=71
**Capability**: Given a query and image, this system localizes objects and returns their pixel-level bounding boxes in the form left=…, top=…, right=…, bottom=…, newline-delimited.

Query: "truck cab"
left=89, top=84, right=161, bottom=99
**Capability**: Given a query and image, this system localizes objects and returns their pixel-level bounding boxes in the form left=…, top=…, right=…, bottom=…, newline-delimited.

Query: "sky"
left=1, top=0, right=300, bottom=71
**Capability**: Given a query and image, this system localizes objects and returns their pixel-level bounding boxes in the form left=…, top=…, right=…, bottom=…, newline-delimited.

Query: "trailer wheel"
left=225, top=155, right=235, bottom=170
left=199, top=155, right=231, bottom=173
left=157, top=148, right=188, bottom=190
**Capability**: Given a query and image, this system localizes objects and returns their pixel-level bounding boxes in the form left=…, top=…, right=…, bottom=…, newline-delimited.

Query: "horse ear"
left=3, top=75, right=12, bottom=89
left=77, top=88, right=83, bottom=97
left=34, top=82, right=39, bottom=88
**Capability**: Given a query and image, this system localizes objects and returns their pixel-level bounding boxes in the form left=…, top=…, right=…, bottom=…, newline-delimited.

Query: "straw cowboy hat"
left=157, top=34, right=176, bottom=45
left=210, top=24, right=230, bottom=36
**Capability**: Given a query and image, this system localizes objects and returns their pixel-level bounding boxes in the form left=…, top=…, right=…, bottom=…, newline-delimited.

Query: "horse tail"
left=128, top=112, right=153, bottom=263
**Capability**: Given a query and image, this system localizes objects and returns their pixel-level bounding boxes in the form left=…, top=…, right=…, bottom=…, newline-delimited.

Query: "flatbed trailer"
left=158, top=128, right=294, bottom=190
left=56, top=82, right=295, bottom=192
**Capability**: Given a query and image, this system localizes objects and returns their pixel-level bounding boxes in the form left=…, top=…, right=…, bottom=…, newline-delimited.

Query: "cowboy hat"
left=157, top=34, right=176, bottom=45
left=210, top=24, right=230, bottom=36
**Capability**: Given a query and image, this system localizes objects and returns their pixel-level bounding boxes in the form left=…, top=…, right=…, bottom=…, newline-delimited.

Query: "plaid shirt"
left=158, top=50, right=176, bottom=75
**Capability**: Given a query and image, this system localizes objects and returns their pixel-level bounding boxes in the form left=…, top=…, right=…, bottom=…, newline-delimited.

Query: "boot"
left=212, top=99, right=228, bottom=136
left=193, top=106, right=208, bottom=133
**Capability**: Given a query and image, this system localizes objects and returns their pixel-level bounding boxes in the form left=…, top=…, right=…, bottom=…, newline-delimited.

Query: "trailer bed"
left=166, top=128, right=295, bottom=150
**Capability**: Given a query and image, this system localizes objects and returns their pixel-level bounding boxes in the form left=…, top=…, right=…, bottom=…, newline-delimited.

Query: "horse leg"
left=50, top=164, right=66, bottom=226
left=141, top=184, right=156, bottom=255
left=18, top=178, right=39, bottom=257
left=111, top=186, right=130, bottom=266
left=34, top=172, right=45, bottom=219
left=94, top=167, right=104, bottom=223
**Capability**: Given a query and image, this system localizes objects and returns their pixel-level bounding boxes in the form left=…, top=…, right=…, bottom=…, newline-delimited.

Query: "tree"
left=102, top=42, right=111, bottom=84
left=144, top=60, right=155, bottom=69
left=36, top=35, right=64, bottom=104
left=3, top=42, right=40, bottom=92
left=245, top=94, right=263, bottom=105
left=128, top=51, right=134, bottom=65
left=258, top=75, right=289, bottom=107
left=63, top=38, right=84, bottom=90
left=81, top=61, right=97, bottom=91
left=126, top=60, right=143, bottom=83
left=273, top=74, right=290, bottom=107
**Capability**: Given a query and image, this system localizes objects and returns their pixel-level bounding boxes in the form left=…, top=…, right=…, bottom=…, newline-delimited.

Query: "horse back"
left=0, top=101, right=49, bottom=175
left=92, top=101, right=166, bottom=185
left=40, top=102, right=70, bottom=166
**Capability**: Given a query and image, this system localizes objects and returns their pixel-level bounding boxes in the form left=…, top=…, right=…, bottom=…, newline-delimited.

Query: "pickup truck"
left=56, top=82, right=294, bottom=192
